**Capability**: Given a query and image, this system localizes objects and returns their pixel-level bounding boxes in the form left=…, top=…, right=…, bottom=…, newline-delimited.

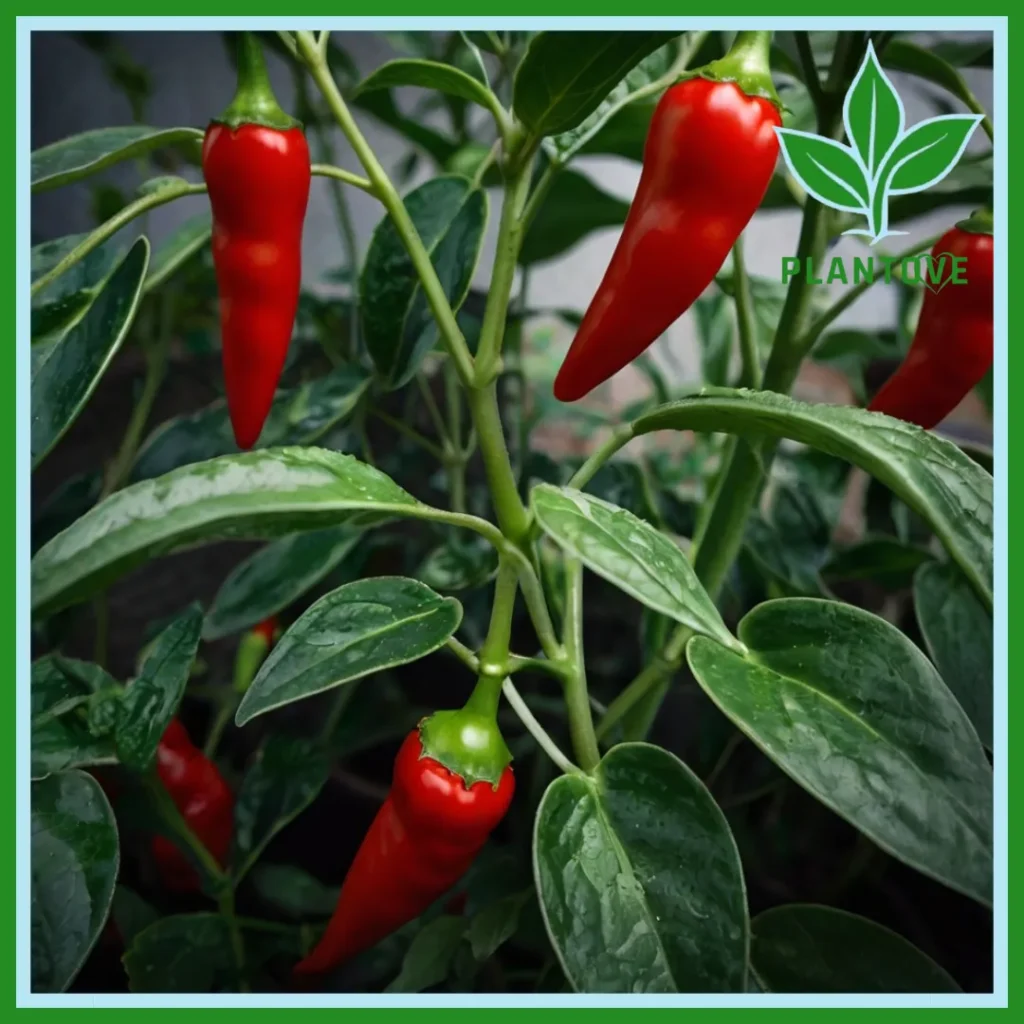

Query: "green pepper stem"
left=702, top=31, right=781, bottom=110
left=215, top=32, right=300, bottom=131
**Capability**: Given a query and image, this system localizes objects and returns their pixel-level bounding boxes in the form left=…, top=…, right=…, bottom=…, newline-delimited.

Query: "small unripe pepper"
left=203, top=33, right=311, bottom=449
left=869, top=212, right=993, bottom=429
left=553, top=32, right=782, bottom=402
left=293, top=705, right=514, bottom=977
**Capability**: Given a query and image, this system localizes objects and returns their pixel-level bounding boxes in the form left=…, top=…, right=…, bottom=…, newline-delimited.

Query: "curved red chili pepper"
left=203, top=34, right=310, bottom=450
left=553, top=40, right=781, bottom=403
left=869, top=221, right=993, bottom=430
left=293, top=727, right=514, bottom=977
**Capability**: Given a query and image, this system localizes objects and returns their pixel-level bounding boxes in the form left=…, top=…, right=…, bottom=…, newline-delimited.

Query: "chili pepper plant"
left=29, top=29, right=995, bottom=996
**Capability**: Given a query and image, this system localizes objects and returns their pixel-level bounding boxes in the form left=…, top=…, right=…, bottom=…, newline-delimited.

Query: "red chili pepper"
left=203, top=33, right=311, bottom=450
left=869, top=214, right=993, bottom=430
left=293, top=706, right=514, bottom=978
left=252, top=615, right=278, bottom=646
left=152, top=718, right=234, bottom=892
left=553, top=33, right=782, bottom=402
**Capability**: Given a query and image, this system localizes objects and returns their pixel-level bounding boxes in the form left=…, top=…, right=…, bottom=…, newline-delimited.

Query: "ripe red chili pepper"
left=553, top=33, right=782, bottom=402
left=203, top=33, right=311, bottom=450
left=293, top=709, right=514, bottom=978
left=152, top=718, right=234, bottom=892
left=869, top=214, right=993, bottom=430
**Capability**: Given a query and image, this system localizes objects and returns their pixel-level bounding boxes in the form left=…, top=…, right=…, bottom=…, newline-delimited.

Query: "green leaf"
left=31, top=657, right=118, bottom=780
left=31, top=125, right=203, bottom=192
left=352, top=88, right=460, bottom=166
left=750, top=904, right=960, bottom=993
left=330, top=676, right=427, bottom=760
left=632, top=388, right=992, bottom=609
left=385, top=915, right=467, bottom=993
left=882, top=40, right=989, bottom=123
left=774, top=131, right=868, bottom=212
left=417, top=534, right=499, bottom=593
left=822, top=536, right=934, bottom=589
left=111, top=886, right=159, bottom=949
left=131, top=364, right=371, bottom=480
left=32, top=471, right=102, bottom=554
left=249, top=863, right=339, bottom=920
left=687, top=598, right=992, bottom=905
left=694, top=293, right=735, bottom=388
left=231, top=735, right=330, bottom=882
left=361, top=176, right=487, bottom=389
left=32, top=447, right=419, bottom=618
left=115, top=604, right=202, bottom=771
left=914, top=561, right=993, bottom=750
left=203, top=525, right=365, bottom=640
left=31, top=770, right=119, bottom=992
left=811, top=329, right=898, bottom=401
left=546, top=38, right=681, bottom=164
left=123, top=914, right=235, bottom=993
left=578, top=97, right=655, bottom=162
left=355, top=59, right=498, bottom=115
left=31, top=238, right=150, bottom=467
left=236, top=577, right=462, bottom=725
left=844, top=43, right=904, bottom=178
left=882, top=115, right=983, bottom=194
left=144, top=211, right=211, bottom=293
left=531, top=484, right=740, bottom=652
left=519, top=169, right=629, bottom=266
left=513, top=32, right=677, bottom=138
left=467, top=890, right=532, bottom=962
left=534, top=743, right=748, bottom=993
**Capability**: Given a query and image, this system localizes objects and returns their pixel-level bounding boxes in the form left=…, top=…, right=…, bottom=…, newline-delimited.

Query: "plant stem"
left=567, top=424, right=635, bottom=490
left=144, top=771, right=225, bottom=885
left=203, top=696, right=236, bottom=760
left=561, top=560, right=599, bottom=771
left=218, top=887, right=249, bottom=992
left=794, top=32, right=824, bottom=107
left=445, top=635, right=480, bottom=671
left=444, top=360, right=467, bottom=513
left=310, top=162, right=375, bottom=195
left=519, top=160, right=558, bottom=239
left=501, top=678, right=579, bottom=775
left=732, top=234, right=761, bottom=389
left=370, top=408, right=446, bottom=460
left=595, top=660, right=671, bottom=742
left=416, top=371, right=451, bottom=446
left=466, top=558, right=520, bottom=720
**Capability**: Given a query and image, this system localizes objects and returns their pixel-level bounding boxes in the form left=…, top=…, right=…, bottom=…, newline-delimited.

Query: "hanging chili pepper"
left=868, top=212, right=993, bottom=430
left=293, top=701, right=514, bottom=978
left=152, top=718, right=234, bottom=892
left=552, top=32, right=782, bottom=402
left=203, top=32, right=311, bottom=449
left=233, top=615, right=279, bottom=694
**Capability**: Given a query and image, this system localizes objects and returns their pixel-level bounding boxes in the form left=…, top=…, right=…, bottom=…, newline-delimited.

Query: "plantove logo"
left=774, top=41, right=982, bottom=245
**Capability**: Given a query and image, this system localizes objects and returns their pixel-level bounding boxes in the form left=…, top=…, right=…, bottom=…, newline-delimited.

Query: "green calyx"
left=213, top=32, right=301, bottom=132
left=696, top=31, right=782, bottom=112
left=418, top=707, right=512, bottom=790
left=956, top=208, right=994, bottom=236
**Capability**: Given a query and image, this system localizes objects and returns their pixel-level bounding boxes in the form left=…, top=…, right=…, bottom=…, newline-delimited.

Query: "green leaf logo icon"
left=774, top=41, right=982, bottom=244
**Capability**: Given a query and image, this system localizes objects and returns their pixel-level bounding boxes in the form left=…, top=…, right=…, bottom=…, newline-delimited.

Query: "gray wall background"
left=31, top=30, right=993, bottom=391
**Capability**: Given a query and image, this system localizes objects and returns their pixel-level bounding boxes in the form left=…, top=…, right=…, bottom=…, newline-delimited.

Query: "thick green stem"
left=217, top=32, right=298, bottom=131
left=562, top=560, right=600, bottom=772
left=732, top=234, right=761, bottom=389
left=469, top=558, right=520, bottom=720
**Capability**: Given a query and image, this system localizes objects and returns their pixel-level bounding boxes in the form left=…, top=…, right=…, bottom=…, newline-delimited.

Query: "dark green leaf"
left=531, top=484, right=740, bottom=651
left=236, top=577, right=462, bottom=725
left=882, top=40, right=990, bottom=119
left=32, top=447, right=420, bottom=618
left=694, top=294, right=735, bottom=388
left=362, top=176, right=486, bottom=389
left=385, top=915, right=467, bottom=993
left=203, top=526, right=365, bottom=640
left=751, top=904, right=960, bottom=993
left=812, top=329, right=898, bottom=401
left=330, top=676, right=427, bottom=759
left=914, top=561, right=992, bottom=749
left=131, top=364, right=371, bottom=480
left=31, top=125, right=203, bottom=192
left=534, top=742, right=748, bottom=992
left=687, top=598, right=992, bottom=904
left=249, top=863, right=339, bottom=920
left=355, top=59, right=497, bottom=115
left=232, top=735, right=330, bottom=881
left=467, top=890, right=532, bottom=962
left=111, top=886, right=159, bottom=949
left=633, top=389, right=993, bottom=608
left=579, top=97, right=655, bottom=162
left=353, top=88, right=460, bottom=166
left=145, top=211, right=211, bottom=292
left=519, top=169, right=628, bottom=266
left=928, top=39, right=993, bottom=68
left=822, top=536, right=934, bottom=589
left=123, top=914, right=235, bottom=993
left=32, top=238, right=150, bottom=467
left=31, top=771, right=119, bottom=992
left=514, top=32, right=677, bottom=138
left=417, top=534, right=498, bottom=592
left=115, top=604, right=202, bottom=771
left=32, top=471, right=102, bottom=554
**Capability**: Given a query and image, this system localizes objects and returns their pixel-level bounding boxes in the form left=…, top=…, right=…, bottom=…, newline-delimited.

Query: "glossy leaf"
left=468, top=890, right=532, bottom=962
left=111, top=886, right=159, bottom=949
left=236, top=577, right=462, bottom=725
left=361, top=176, right=487, bottom=389
left=131, top=364, right=371, bottom=481
left=115, top=604, right=202, bottom=771
left=534, top=742, right=748, bottom=993
left=751, top=905, right=960, bottom=993
left=519, top=169, right=629, bottom=266
left=356, top=58, right=497, bottom=115
left=31, top=771, right=119, bottom=992
left=822, top=537, right=934, bottom=589
left=385, top=915, right=467, bottom=993
left=633, top=389, right=992, bottom=609
left=144, top=211, right=211, bottom=293
left=249, top=863, right=339, bottom=920
left=31, top=125, right=203, bottom=192
left=123, top=914, right=235, bottom=993
left=203, top=526, right=365, bottom=640
left=352, top=89, right=460, bottom=166
left=579, top=97, right=656, bottom=162
left=882, top=40, right=987, bottom=127
left=546, top=38, right=681, bottom=163
left=417, top=534, right=498, bottom=593
left=513, top=32, right=677, bottom=138
left=231, top=735, right=330, bottom=882
left=32, top=447, right=420, bottom=618
left=914, top=561, right=993, bottom=749
left=687, top=599, right=992, bottom=905
left=31, top=238, right=150, bottom=467
left=531, top=484, right=740, bottom=652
